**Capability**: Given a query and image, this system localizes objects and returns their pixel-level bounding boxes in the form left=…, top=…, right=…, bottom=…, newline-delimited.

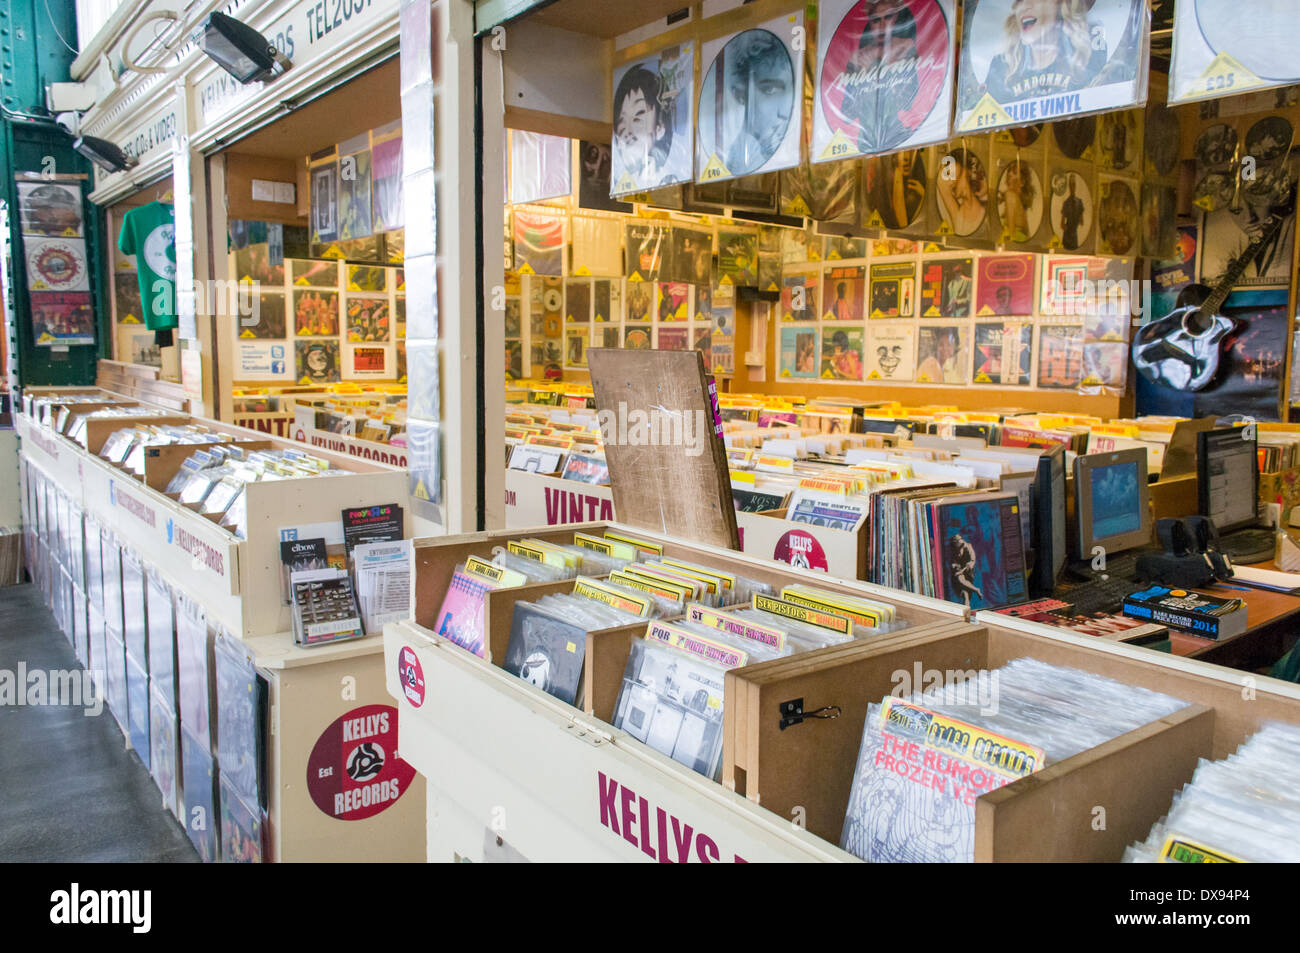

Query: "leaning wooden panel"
left=587, top=348, right=739, bottom=550
left=974, top=705, right=1215, bottom=863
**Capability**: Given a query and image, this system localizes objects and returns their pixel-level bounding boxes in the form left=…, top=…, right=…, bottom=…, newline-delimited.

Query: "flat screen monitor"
left=1198, top=428, right=1259, bottom=534
left=1073, top=448, right=1150, bottom=560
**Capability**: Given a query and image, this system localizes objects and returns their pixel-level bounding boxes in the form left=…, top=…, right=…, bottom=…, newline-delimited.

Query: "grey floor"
left=0, top=583, right=199, bottom=862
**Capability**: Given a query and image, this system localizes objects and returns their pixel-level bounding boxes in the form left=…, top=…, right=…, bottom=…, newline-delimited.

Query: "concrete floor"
left=0, top=583, right=198, bottom=862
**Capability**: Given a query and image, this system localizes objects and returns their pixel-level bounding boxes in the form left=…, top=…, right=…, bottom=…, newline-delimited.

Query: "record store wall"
left=485, top=0, right=1300, bottom=427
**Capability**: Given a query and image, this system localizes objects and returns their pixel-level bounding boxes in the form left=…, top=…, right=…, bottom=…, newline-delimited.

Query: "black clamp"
left=778, top=698, right=842, bottom=731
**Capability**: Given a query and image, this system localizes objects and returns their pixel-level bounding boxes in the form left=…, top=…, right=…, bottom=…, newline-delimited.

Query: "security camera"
left=55, top=112, right=81, bottom=137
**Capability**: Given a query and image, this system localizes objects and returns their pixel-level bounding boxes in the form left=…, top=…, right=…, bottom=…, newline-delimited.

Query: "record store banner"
left=611, top=43, right=695, bottom=196
left=695, top=11, right=804, bottom=183
left=813, top=0, right=956, bottom=162
left=954, top=0, right=1148, bottom=135
left=1169, top=1, right=1300, bottom=106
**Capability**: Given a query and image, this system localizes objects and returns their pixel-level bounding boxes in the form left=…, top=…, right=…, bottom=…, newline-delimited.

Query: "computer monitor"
left=1073, top=448, right=1151, bottom=560
left=1197, top=428, right=1259, bottom=534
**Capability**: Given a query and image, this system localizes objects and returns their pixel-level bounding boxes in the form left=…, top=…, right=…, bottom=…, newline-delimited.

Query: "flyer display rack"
left=17, top=387, right=426, bottom=862
left=389, top=521, right=1300, bottom=863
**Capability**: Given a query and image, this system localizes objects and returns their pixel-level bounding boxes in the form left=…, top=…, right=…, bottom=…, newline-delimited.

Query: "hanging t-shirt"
left=118, top=201, right=177, bottom=331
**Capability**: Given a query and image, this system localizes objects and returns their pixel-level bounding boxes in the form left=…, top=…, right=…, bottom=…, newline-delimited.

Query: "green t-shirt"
left=118, top=201, right=177, bottom=331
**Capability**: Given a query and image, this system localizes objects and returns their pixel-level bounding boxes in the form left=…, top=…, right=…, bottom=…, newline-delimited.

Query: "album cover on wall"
left=656, top=281, right=691, bottom=322
left=296, top=340, right=341, bottom=384
left=820, top=326, right=865, bottom=381
left=624, top=281, right=653, bottom=323
left=1144, top=104, right=1180, bottom=179
left=1051, top=116, right=1097, bottom=164
left=822, top=265, right=866, bottom=321
left=294, top=290, right=339, bottom=336
left=935, top=143, right=991, bottom=239
left=17, top=181, right=83, bottom=237
left=1097, top=108, right=1142, bottom=174
left=510, top=130, right=572, bottom=205
left=578, top=141, right=633, bottom=213
left=565, top=278, right=591, bottom=324
left=779, top=326, right=819, bottom=379
left=955, top=0, right=1149, bottom=134
left=611, top=44, right=695, bottom=195
left=919, top=257, right=973, bottom=317
left=624, top=327, right=652, bottom=350
left=866, top=322, right=916, bottom=381
left=1170, top=1, right=1300, bottom=105
left=1081, top=341, right=1128, bottom=388
left=1096, top=176, right=1140, bottom=256
left=717, top=230, right=758, bottom=287
left=973, top=322, right=1032, bottom=385
left=30, top=292, right=94, bottom=346
left=669, top=226, right=713, bottom=285
left=657, top=326, right=690, bottom=351
left=813, top=0, right=956, bottom=161
left=1140, top=182, right=1179, bottom=260
left=338, top=144, right=373, bottom=242
left=346, top=298, right=389, bottom=342
left=696, top=12, right=802, bottom=183
left=915, top=324, right=969, bottom=383
left=822, top=234, right=868, bottom=261
left=992, top=154, right=1045, bottom=246
left=781, top=271, right=819, bottom=321
left=371, top=132, right=404, bottom=232
left=513, top=210, right=565, bottom=276
left=25, top=237, right=89, bottom=292
left=1037, top=323, right=1084, bottom=388
left=869, top=262, right=916, bottom=318
left=862, top=149, right=931, bottom=230
left=625, top=222, right=667, bottom=282
left=310, top=159, right=339, bottom=244
left=292, top=258, right=338, bottom=287
left=565, top=328, right=588, bottom=367
left=1047, top=165, right=1095, bottom=252
left=976, top=254, right=1034, bottom=316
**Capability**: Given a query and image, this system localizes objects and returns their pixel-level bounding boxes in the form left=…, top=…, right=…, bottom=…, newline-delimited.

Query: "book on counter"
left=997, top=598, right=1169, bottom=647
left=1121, top=586, right=1248, bottom=641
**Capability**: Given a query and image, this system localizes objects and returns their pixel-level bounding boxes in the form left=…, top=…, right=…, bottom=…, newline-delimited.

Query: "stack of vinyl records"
left=1125, top=721, right=1300, bottom=863
left=841, top=658, right=1191, bottom=863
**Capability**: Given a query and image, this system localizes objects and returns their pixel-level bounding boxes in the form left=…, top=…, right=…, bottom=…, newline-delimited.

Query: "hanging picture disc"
left=1049, top=170, right=1094, bottom=251
left=996, top=159, right=1043, bottom=243
left=935, top=146, right=989, bottom=237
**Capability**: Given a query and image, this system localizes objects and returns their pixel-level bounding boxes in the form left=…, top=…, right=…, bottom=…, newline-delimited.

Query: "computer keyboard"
left=1056, top=575, right=1147, bottom=616
left=1064, top=549, right=1145, bottom=584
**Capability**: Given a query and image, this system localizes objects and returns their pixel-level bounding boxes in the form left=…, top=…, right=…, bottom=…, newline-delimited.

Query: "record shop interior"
left=6, top=0, right=1300, bottom=867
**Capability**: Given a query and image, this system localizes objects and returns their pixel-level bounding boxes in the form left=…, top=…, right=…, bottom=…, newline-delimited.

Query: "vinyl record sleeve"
left=934, top=143, right=991, bottom=238
left=915, top=324, right=970, bottom=383
left=1096, top=176, right=1140, bottom=256
left=973, top=321, right=1032, bottom=385
left=822, top=265, right=866, bottom=321
left=865, top=321, right=916, bottom=381
left=781, top=270, right=820, bottom=321
left=821, top=326, right=866, bottom=380
left=513, top=210, right=565, bottom=276
left=1047, top=165, right=1095, bottom=252
left=919, top=256, right=973, bottom=317
left=779, top=326, right=820, bottom=379
left=695, top=12, right=803, bottom=183
left=30, top=291, right=93, bottom=346
left=869, top=262, right=916, bottom=318
left=611, top=43, right=695, bottom=195
left=1036, top=323, right=1085, bottom=388
left=504, top=603, right=587, bottom=707
left=975, top=254, right=1035, bottom=316
left=1170, top=1, right=1300, bottom=105
left=17, top=181, right=83, bottom=237
left=510, top=130, right=572, bottom=205
left=862, top=149, right=931, bottom=229
left=992, top=154, right=1045, bottom=246
left=25, top=237, right=89, bottom=292
left=955, top=0, right=1148, bottom=134
left=813, top=0, right=956, bottom=161
left=1096, top=108, right=1142, bottom=174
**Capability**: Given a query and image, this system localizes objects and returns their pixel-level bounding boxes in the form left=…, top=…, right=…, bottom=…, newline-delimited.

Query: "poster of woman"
left=955, top=0, right=1147, bottom=134
left=611, top=44, right=694, bottom=195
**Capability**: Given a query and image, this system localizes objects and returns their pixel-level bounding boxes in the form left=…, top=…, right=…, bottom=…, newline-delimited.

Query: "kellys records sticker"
left=306, top=704, right=416, bottom=821
left=397, top=645, right=425, bottom=707
left=773, top=530, right=829, bottom=572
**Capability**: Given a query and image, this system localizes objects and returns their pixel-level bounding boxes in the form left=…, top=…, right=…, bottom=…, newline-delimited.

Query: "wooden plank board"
left=587, top=349, right=739, bottom=550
